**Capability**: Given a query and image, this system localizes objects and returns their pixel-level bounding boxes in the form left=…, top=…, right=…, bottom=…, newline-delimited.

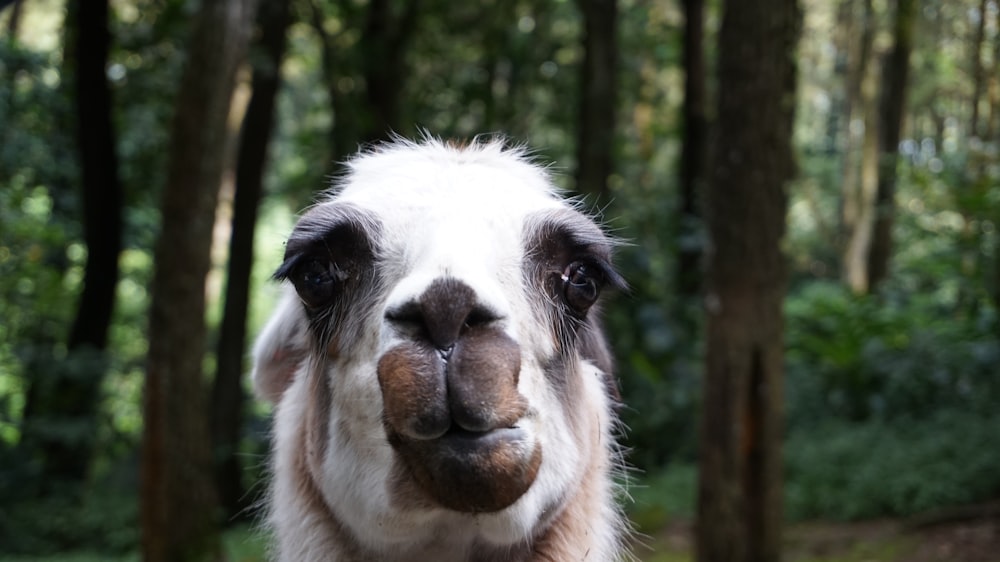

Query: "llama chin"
left=252, top=136, right=631, bottom=562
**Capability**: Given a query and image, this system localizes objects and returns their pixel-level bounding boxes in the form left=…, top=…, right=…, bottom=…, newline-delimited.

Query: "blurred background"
left=1, top=0, right=998, bottom=560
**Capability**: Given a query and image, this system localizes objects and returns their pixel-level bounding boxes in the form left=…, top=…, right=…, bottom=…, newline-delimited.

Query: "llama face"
left=254, top=139, right=625, bottom=555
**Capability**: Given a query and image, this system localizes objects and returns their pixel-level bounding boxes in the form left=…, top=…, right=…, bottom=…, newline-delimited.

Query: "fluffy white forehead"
left=329, top=138, right=567, bottom=218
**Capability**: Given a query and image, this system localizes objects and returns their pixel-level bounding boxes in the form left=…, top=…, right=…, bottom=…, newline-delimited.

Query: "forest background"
left=1, top=0, right=999, bottom=560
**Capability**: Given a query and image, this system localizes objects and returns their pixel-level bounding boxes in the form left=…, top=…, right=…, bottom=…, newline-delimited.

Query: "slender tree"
left=59, top=0, right=124, bottom=482
left=991, top=5, right=1000, bottom=140
left=4, top=0, right=22, bottom=37
left=845, top=45, right=881, bottom=294
left=676, top=0, right=707, bottom=302
left=360, top=0, right=420, bottom=143
left=696, top=1, right=800, bottom=562
left=308, top=0, right=420, bottom=171
left=210, top=0, right=291, bottom=521
left=969, top=0, right=988, bottom=140
left=867, top=0, right=916, bottom=291
left=840, top=0, right=877, bottom=293
left=305, top=0, right=356, bottom=167
left=16, top=0, right=123, bottom=491
left=993, top=3, right=1000, bottom=335
left=573, top=0, right=618, bottom=203
left=141, top=0, right=257, bottom=559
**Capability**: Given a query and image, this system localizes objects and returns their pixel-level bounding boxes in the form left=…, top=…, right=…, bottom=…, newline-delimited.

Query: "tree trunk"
left=359, top=0, right=420, bottom=143
left=839, top=0, right=875, bottom=292
left=676, top=0, right=707, bottom=302
left=5, top=0, right=23, bottom=38
left=16, top=0, right=123, bottom=491
left=990, top=6, right=1000, bottom=140
left=141, top=0, right=256, bottom=560
left=305, top=0, right=356, bottom=169
left=969, top=0, right=988, bottom=140
left=696, top=1, right=800, bottom=561
left=844, top=57, right=880, bottom=294
left=573, top=0, right=618, bottom=203
left=56, top=0, right=123, bottom=483
left=867, top=0, right=916, bottom=291
left=210, top=0, right=291, bottom=523
left=992, top=7, right=1000, bottom=341
left=309, top=0, right=418, bottom=172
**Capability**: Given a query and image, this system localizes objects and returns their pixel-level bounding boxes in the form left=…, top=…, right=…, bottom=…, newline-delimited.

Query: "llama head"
left=252, top=137, right=625, bottom=550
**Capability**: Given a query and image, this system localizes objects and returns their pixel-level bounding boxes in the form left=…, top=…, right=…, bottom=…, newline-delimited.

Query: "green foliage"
left=628, top=463, right=697, bottom=532
left=785, top=411, right=1000, bottom=521
left=0, top=38, right=81, bottom=449
left=0, top=485, right=139, bottom=555
left=786, top=281, right=999, bottom=425
left=0, top=523, right=268, bottom=562
left=632, top=410, right=1000, bottom=524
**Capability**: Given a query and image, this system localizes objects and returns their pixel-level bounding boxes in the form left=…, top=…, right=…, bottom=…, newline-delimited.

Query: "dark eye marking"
left=272, top=204, right=380, bottom=311
left=287, top=258, right=348, bottom=309
left=562, top=260, right=604, bottom=314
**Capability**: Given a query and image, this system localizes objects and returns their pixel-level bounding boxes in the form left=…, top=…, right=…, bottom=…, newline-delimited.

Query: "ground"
left=0, top=513, right=998, bottom=561
left=639, top=514, right=1000, bottom=562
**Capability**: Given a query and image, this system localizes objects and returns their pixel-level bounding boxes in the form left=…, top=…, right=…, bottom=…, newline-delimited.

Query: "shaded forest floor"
left=637, top=506, right=1000, bottom=562
left=1, top=509, right=998, bottom=561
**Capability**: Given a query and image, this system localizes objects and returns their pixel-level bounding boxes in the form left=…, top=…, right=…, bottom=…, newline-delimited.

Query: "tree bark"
left=573, top=0, right=618, bottom=203
left=867, top=0, right=916, bottom=291
left=141, top=0, right=257, bottom=560
left=210, top=0, right=291, bottom=522
left=16, top=0, right=123, bottom=491
left=969, top=0, right=988, bottom=140
left=839, top=0, right=875, bottom=292
left=676, top=0, right=707, bottom=302
left=844, top=54, right=880, bottom=294
left=359, top=0, right=420, bottom=143
left=305, top=0, right=356, bottom=169
left=4, top=0, right=23, bottom=38
left=309, top=0, right=419, bottom=172
left=696, top=0, right=800, bottom=561
left=56, top=0, right=124, bottom=483
left=990, top=6, right=1000, bottom=140
left=992, top=8, right=1000, bottom=340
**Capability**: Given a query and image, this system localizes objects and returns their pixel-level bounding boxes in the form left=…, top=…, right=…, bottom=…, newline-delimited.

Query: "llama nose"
left=386, top=278, right=501, bottom=352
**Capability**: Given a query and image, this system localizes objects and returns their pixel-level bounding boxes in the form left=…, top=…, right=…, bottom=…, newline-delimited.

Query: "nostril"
left=385, top=302, right=428, bottom=340
left=385, top=302, right=424, bottom=326
left=437, top=345, right=454, bottom=362
left=462, top=307, right=500, bottom=329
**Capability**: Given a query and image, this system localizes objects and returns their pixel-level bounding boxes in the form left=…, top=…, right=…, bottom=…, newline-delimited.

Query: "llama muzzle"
left=377, top=277, right=539, bottom=513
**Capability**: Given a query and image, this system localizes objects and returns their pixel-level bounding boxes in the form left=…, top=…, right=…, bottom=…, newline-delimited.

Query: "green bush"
left=0, top=487, right=139, bottom=555
left=785, top=410, right=1000, bottom=520
left=628, top=463, right=697, bottom=532
left=785, top=281, right=999, bottom=426
left=631, top=410, right=1000, bottom=525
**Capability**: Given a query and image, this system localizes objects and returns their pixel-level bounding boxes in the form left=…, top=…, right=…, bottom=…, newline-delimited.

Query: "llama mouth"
left=430, top=425, right=529, bottom=460
left=389, top=425, right=542, bottom=513
left=439, top=424, right=520, bottom=439
left=377, top=332, right=538, bottom=512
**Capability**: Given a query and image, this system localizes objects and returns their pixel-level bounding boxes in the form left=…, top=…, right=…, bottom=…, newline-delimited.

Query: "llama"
left=252, top=137, right=630, bottom=561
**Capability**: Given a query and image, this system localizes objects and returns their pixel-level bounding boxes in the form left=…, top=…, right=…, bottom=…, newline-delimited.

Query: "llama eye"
left=293, top=259, right=340, bottom=308
left=562, top=261, right=602, bottom=313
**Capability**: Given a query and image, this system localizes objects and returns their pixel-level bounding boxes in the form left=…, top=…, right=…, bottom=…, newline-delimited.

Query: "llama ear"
left=251, top=286, right=309, bottom=404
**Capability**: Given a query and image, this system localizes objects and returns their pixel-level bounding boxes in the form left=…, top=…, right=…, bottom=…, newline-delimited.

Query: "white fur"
left=253, top=137, right=630, bottom=561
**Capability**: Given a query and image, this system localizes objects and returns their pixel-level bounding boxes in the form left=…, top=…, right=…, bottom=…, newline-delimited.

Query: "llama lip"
left=389, top=425, right=542, bottom=513
left=434, top=425, right=526, bottom=448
